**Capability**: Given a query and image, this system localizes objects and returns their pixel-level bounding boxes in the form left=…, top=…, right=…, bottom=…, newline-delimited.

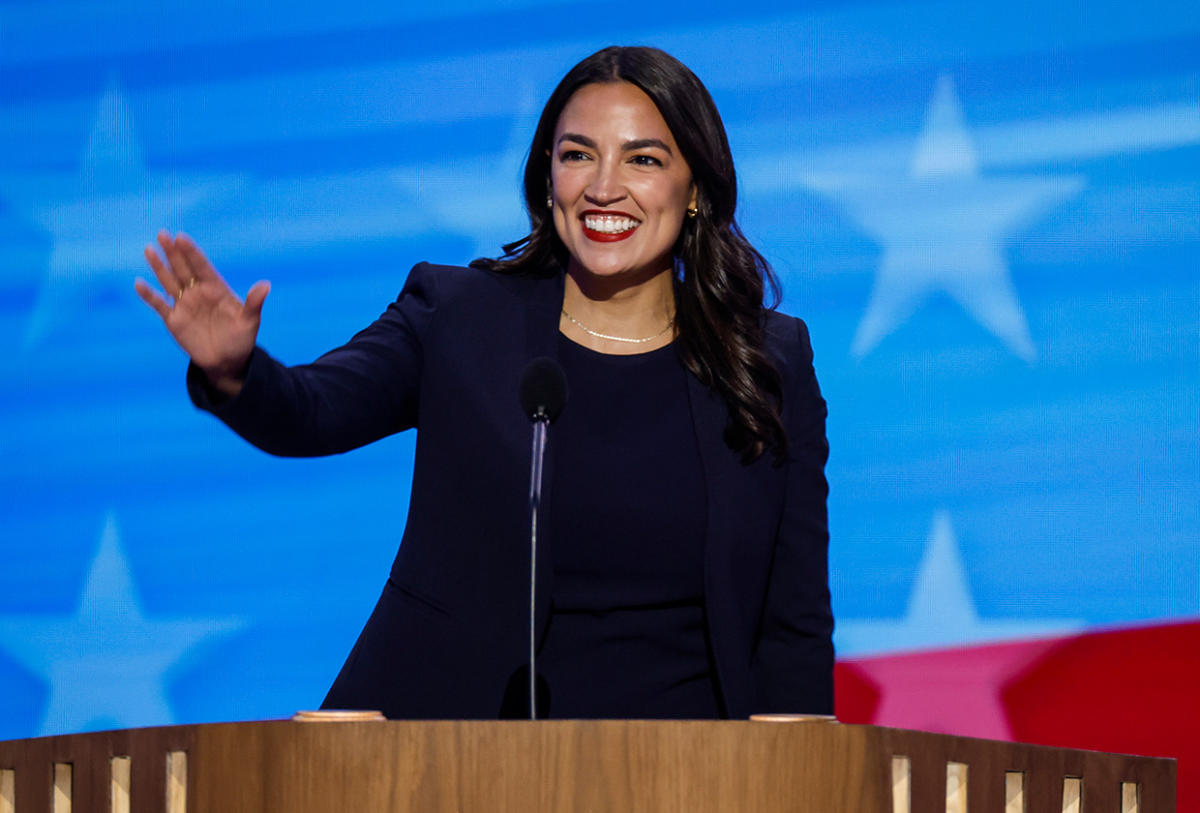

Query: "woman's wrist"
left=199, top=353, right=252, bottom=398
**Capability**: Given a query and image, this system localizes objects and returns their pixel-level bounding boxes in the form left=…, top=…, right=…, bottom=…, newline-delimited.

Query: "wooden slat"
left=0, top=768, right=14, bottom=813
left=111, top=756, right=131, bottom=813
left=1062, top=776, right=1082, bottom=813
left=166, top=751, right=187, bottom=813
left=946, top=761, right=968, bottom=813
left=52, top=763, right=72, bottom=813
left=1122, top=781, right=1140, bottom=813
left=1004, top=771, right=1024, bottom=813
left=892, top=755, right=911, bottom=813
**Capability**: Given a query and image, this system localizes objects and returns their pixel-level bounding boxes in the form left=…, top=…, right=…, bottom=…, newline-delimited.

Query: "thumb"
left=243, top=280, right=271, bottom=318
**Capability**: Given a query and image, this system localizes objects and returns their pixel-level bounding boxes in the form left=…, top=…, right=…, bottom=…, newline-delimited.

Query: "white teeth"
left=583, top=214, right=639, bottom=234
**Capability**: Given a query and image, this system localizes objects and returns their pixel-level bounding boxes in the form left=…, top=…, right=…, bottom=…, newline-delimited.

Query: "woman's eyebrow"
left=557, top=132, right=596, bottom=148
left=622, top=138, right=673, bottom=155
left=557, top=133, right=674, bottom=155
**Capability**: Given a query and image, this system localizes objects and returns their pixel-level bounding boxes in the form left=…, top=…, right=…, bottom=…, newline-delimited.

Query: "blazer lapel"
left=685, top=373, right=749, bottom=715
left=687, top=372, right=786, bottom=718
left=522, top=271, right=565, bottom=361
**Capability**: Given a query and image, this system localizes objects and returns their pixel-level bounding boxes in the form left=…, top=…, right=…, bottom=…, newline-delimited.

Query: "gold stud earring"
left=547, top=194, right=554, bottom=209
left=686, top=206, right=698, bottom=219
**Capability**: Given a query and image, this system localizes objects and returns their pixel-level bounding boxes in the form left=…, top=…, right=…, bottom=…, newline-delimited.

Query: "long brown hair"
left=471, top=46, right=786, bottom=463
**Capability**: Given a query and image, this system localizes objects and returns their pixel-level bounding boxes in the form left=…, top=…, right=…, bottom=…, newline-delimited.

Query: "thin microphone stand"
left=527, top=409, right=550, bottom=720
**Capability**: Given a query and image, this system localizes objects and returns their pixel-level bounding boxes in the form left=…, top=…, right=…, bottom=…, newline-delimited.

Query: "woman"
left=136, top=46, right=832, bottom=719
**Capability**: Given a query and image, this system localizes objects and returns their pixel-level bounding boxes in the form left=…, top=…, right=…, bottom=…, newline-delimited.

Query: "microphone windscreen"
left=519, top=357, right=568, bottom=422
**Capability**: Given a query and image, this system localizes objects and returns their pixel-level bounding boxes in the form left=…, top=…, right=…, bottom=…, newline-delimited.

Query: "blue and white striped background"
left=0, top=0, right=1196, bottom=737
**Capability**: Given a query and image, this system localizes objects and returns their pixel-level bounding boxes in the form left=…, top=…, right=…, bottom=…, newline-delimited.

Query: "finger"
left=154, top=230, right=189, bottom=291
left=144, top=244, right=182, bottom=298
left=243, top=280, right=271, bottom=318
left=175, top=232, right=227, bottom=286
left=158, top=229, right=197, bottom=288
left=134, top=278, right=173, bottom=320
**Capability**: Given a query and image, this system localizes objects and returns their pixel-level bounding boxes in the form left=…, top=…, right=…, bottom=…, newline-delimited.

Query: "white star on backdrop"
left=836, top=510, right=1082, bottom=657
left=0, top=512, right=243, bottom=735
left=390, top=81, right=540, bottom=261
left=0, top=80, right=244, bottom=350
left=803, top=75, right=1085, bottom=361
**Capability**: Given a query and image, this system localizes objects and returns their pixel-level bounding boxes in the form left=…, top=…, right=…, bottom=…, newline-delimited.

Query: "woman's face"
left=549, top=81, right=696, bottom=284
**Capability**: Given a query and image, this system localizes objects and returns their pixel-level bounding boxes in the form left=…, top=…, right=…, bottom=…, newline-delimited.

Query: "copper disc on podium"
left=292, top=710, right=386, bottom=722
left=749, top=713, right=838, bottom=723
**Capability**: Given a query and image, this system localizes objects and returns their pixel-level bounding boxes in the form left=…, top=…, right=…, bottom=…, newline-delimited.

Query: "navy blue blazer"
left=191, top=262, right=833, bottom=719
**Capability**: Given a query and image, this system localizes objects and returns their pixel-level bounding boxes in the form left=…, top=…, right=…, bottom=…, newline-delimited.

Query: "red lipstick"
left=580, top=209, right=640, bottom=242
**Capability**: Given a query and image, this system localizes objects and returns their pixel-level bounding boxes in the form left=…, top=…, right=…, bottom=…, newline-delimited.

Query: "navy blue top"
left=539, top=335, right=720, bottom=718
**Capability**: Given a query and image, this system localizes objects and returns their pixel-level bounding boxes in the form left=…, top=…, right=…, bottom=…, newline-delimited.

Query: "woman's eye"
left=559, top=150, right=589, bottom=162
left=631, top=154, right=663, bottom=167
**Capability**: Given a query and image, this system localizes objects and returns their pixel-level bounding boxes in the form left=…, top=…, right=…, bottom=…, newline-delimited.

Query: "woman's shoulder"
left=762, top=309, right=815, bottom=365
left=400, top=261, right=556, bottom=306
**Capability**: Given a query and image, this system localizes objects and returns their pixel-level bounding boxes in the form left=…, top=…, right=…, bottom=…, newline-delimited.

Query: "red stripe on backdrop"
left=835, top=619, right=1199, bottom=811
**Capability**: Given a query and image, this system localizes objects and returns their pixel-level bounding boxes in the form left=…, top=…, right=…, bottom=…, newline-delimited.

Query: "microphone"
left=520, top=357, right=567, bottom=424
left=519, top=357, right=567, bottom=720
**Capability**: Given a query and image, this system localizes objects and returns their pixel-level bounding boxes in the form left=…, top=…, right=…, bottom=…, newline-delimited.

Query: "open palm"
left=135, top=231, right=270, bottom=393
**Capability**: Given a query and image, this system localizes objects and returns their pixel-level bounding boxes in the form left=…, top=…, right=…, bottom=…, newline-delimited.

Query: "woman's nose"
left=584, top=159, right=626, bottom=205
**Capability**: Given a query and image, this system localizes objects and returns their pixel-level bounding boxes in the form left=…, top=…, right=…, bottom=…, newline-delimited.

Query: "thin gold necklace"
left=560, top=309, right=674, bottom=344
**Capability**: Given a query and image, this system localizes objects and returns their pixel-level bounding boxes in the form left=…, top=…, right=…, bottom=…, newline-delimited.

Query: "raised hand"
left=135, top=231, right=270, bottom=396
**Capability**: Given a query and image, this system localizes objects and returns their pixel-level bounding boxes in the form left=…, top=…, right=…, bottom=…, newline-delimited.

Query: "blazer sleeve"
left=187, top=262, right=440, bottom=457
left=751, top=315, right=835, bottom=714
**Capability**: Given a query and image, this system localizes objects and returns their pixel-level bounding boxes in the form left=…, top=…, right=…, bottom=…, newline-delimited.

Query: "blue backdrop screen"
left=0, top=0, right=1197, bottom=738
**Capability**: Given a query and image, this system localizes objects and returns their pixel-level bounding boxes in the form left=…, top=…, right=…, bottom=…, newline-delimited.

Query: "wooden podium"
left=0, top=719, right=1175, bottom=813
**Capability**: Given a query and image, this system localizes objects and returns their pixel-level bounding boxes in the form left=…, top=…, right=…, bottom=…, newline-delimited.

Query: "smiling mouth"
left=581, top=212, right=640, bottom=242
